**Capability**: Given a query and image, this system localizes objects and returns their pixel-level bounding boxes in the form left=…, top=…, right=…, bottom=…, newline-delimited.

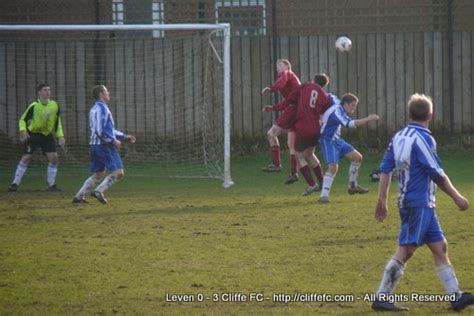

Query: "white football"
left=335, top=36, right=352, bottom=52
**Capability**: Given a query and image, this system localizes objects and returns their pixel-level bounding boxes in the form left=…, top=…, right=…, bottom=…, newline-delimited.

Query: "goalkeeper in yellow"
left=8, top=83, right=65, bottom=192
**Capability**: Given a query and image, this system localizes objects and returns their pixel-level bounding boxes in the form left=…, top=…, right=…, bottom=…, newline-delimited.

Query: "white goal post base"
left=223, top=180, right=235, bottom=189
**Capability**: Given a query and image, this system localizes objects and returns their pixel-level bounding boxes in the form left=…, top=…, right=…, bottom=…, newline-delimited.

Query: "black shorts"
left=296, top=134, right=319, bottom=152
left=23, top=132, right=57, bottom=155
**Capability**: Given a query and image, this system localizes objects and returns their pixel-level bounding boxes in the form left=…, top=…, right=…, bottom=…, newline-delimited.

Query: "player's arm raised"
left=262, top=97, right=291, bottom=113
left=354, top=114, right=380, bottom=127
left=125, top=134, right=136, bottom=143
left=262, top=90, right=298, bottom=113
left=269, top=70, right=289, bottom=92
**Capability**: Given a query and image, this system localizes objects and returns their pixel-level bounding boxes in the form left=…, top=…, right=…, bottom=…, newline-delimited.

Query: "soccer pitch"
left=1, top=151, right=473, bottom=315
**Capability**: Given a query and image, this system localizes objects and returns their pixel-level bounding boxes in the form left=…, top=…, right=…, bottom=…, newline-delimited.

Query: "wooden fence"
left=1, top=32, right=473, bottom=147
left=232, top=32, right=474, bottom=139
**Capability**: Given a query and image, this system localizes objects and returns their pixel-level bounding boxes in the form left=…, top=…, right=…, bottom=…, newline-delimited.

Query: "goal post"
left=0, top=23, right=233, bottom=188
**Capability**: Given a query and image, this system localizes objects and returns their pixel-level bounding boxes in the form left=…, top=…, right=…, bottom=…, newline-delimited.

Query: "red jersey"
left=270, top=70, right=301, bottom=99
left=289, top=83, right=329, bottom=139
left=271, top=82, right=328, bottom=137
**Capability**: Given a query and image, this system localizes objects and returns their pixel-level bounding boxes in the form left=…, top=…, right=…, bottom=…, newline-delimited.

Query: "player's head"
left=407, top=93, right=433, bottom=122
left=276, top=59, right=291, bottom=72
left=314, top=73, right=329, bottom=87
left=341, top=93, right=359, bottom=115
left=36, top=83, right=51, bottom=100
left=92, top=85, right=110, bottom=102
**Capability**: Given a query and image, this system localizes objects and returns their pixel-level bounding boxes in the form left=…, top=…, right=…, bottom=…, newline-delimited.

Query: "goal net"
left=0, top=24, right=233, bottom=188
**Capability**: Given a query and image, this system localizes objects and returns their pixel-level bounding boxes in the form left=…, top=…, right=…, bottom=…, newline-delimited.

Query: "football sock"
left=96, top=174, right=118, bottom=193
left=348, top=162, right=361, bottom=187
left=76, top=175, right=98, bottom=198
left=320, top=172, right=334, bottom=197
left=12, top=162, right=28, bottom=185
left=436, top=264, right=461, bottom=296
left=313, top=164, right=324, bottom=186
left=290, top=154, right=297, bottom=175
left=377, top=258, right=404, bottom=295
left=299, top=165, right=315, bottom=186
left=47, top=163, right=58, bottom=187
left=271, top=145, right=281, bottom=166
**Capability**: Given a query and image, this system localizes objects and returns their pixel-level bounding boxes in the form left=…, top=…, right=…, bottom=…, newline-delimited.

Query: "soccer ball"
left=335, top=36, right=352, bottom=52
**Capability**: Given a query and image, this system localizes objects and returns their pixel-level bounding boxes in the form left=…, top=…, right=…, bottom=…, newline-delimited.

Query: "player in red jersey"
left=261, top=59, right=301, bottom=185
left=264, top=74, right=330, bottom=196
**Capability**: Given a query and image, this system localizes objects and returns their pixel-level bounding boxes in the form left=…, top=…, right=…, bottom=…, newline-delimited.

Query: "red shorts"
left=276, top=105, right=296, bottom=130
left=295, top=133, right=319, bottom=152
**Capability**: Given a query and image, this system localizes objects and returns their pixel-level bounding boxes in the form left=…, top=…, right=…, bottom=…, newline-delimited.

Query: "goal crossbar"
left=0, top=24, right=228, bottom=31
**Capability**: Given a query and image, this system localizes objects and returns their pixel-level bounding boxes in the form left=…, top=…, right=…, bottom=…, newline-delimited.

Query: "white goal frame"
left=0, top=23, right=234, bottom=188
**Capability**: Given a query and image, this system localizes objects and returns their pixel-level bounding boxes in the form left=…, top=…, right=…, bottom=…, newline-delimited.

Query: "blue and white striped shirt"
left=380, top=123, right=445, bottom=208
left=320, top=97, right=356, bottom=141
left=89, top=101, right=125, bottom=145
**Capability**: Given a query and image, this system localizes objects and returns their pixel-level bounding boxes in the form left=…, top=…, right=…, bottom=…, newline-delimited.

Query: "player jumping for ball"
left=263, top=74, right=329, bottom=196
left=261, top=59, right=301, bottom=185
left=318, top=93, right=379, bottom=203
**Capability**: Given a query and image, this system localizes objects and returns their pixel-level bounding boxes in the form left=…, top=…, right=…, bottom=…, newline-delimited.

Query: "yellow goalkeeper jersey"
left=19, top=99, right=64, bottom=137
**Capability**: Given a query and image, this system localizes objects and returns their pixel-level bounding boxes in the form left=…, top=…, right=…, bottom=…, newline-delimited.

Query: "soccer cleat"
left=318, top=196, right=330, bottom=203
left=91, top=191, right=108, bottom=204
left=301, top=185, right=319, bottom=196
left=45, top=184, right=61, bottom=192
left=372, top=300, right=409, bottom=312
left=261, top=164, right=282, bottom=173
left=72, top=197, right=88, bottom=204
left=284, top=174, right=299, bottom=185
left=451, top=292, right=474, bottom=311
left=7, top=183, right=18, bottom=192
left=348, top=185, right=369, bottom=195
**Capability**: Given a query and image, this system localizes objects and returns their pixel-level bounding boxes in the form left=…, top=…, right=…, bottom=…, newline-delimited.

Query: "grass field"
left=1, top=150, right=473, bottom=315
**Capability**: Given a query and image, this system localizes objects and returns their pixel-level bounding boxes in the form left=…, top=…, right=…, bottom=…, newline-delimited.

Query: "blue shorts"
left=89, top=145, right=123, bottom=173
left=320, top=138, right=354, bottom=164
left=399, top=207, right=445, bottom=246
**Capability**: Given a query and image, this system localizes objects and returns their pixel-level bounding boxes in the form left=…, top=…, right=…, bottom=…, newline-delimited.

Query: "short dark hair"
left=341, top=93, right=359, bottom=105
left=36, top=83, right=50, bottom=92
left=314, top=73, right=329, bottom=87
left=92, top=85, right=106, bottom=100
left=408, top=93, right=432, bottom=121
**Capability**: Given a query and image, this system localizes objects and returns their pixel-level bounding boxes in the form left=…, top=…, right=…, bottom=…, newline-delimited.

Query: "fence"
left=1, top=31, right=473, bottom=146
left=231, top=31, right=474, bottom=139
left=0, top=34, right=221, bottom=147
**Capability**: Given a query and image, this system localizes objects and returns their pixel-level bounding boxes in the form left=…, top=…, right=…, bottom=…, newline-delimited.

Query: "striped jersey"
left=379, top=123, right=445, bottom=208
left=89, top=101, right=124, bottom=145
left=320, top=96, right=356, bottom=140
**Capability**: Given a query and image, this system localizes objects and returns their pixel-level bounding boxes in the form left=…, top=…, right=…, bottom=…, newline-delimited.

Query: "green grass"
left=0, top=151, right=473, bottom=315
